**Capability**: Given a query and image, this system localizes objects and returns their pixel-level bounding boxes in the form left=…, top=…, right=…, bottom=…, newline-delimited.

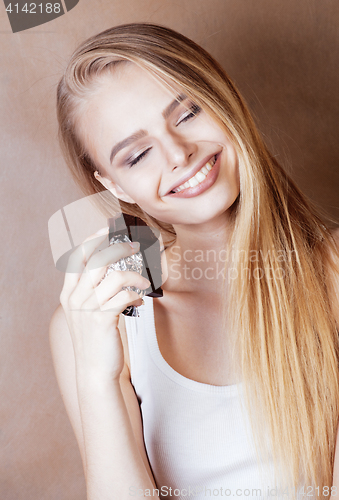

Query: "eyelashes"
left=175, top=103, right=202, bottom=126
left=128, top=147, right=152, bottom=167
left=126, top=102, right=202, bottom=168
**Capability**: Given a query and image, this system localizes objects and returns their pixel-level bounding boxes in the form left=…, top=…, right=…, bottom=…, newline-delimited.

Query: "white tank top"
left=124, top=296, right=303, bottom=500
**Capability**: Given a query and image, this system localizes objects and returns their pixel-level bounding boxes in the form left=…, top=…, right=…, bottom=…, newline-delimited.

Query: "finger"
left=94, top=270, right=150, bottom=306
left=101, top=289, right=144, bottom=313
left=86, top=241, right=140, bottom=271
left=80, top=270, right=150, bottom=310
left=81, top=227, right=111, bottom=261
left=65, top=228, right=110, bottom=274
left=61, top=228, right=110, bottom=297
left=70, top=239, right=141, bottom=301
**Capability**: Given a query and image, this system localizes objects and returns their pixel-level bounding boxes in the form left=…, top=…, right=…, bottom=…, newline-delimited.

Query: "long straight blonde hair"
left=56, top=23, right=339, bottom=496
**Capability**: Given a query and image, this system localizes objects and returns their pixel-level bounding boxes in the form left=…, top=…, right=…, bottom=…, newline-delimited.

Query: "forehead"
left=84, top=63, right=180, bottom=127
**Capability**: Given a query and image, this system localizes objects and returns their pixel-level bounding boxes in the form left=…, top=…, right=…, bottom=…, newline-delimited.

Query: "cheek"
left=194, top=123, right=234, bottom=152
left=120, top=175, right=158, bottom=207
left=124, top=163, right=160, bottom=196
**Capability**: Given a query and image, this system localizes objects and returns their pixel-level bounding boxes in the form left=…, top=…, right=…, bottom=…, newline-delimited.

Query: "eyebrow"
left=162, top=92, right=187, bottom=120
left=110, top=130, right=147, bottom=164
left=109, top=93, right=187, bottom=164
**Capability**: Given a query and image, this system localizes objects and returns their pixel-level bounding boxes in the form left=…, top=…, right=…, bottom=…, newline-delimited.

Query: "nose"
left=162, top=130, right=197, bottom=170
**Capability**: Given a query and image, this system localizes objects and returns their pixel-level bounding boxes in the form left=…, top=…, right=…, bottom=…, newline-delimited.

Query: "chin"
left=166, top=202, right=238, bottom=226
left=140, top=185, right=240, bottom=226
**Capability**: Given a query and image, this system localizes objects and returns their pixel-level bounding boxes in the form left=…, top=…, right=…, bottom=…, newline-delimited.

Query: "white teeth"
left=171, top=155, right=217, bottom=193
left=195, top=171, right=207, bottom=182
left=188, top=177, right=199, bottom=188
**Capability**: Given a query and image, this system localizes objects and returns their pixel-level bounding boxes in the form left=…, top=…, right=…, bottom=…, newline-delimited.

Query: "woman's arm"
left=49, top=305, right=158, bottom=499
left=49, top=231, right=159, bottom=500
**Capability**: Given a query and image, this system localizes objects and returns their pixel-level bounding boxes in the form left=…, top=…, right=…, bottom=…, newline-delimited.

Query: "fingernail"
left=95, top=227, right=109, bottom=236
left=129, top=241, right=140, bottom=251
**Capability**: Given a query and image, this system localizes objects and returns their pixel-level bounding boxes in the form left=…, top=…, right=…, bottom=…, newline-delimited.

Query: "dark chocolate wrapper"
left=108, top=214, right=163, bottom=317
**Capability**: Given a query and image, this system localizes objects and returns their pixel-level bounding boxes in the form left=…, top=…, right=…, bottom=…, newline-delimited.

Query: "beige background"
left=0, top=0, right=338, bottom=498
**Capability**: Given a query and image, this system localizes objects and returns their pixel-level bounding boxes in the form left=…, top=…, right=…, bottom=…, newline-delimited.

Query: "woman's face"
left=80, top=62, right=240, bottom=226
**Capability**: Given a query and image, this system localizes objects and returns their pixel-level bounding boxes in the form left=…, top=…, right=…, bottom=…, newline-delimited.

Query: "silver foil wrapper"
left=103, top=233, right=145, bottom=317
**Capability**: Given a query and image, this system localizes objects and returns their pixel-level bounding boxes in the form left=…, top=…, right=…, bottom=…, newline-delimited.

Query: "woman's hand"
left=59, top=228, right=150, bottom=381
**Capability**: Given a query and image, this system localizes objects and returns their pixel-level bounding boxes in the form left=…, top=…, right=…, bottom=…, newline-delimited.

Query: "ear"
left=94, top=171, right=136, bottom=204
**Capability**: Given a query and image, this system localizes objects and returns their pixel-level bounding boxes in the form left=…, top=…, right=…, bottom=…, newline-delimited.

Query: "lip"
left=165, top=152, right=221, bottom=198
left=165, top=151, right=221, bottom=196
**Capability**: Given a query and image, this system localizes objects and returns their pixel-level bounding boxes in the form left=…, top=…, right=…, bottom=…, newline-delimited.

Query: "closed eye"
left=176, top=103, right=202, bottom=126
left=127, top=147, right=152, bottom=167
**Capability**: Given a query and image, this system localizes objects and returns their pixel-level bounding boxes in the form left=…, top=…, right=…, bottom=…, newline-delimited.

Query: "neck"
left=162, top=211, right=234, bottom=295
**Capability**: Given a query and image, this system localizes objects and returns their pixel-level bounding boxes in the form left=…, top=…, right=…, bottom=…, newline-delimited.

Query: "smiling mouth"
left=169, top=154, right=218, bottom=194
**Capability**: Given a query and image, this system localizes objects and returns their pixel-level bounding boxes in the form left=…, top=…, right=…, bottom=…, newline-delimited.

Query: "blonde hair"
left=57, top=23, right=339, bottom=496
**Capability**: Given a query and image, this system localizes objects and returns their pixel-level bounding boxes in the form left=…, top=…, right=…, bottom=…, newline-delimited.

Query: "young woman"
left=49, top=23, right=339, bottom=500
